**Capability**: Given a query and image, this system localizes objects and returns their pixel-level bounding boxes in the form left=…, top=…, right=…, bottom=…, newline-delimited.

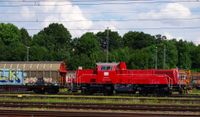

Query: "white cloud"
left=163, top=32, right=183, bottom=40
left=20, top=6, right=35, bottom=19
left=192, top=37, right=200, bottom=45
left=1, top=1, right=199, bottom=44
left=160, top=3, right=191, bottom=18
left=139, top=3, right=192, bottom=25
left=18, top=0, right=93, bottom=37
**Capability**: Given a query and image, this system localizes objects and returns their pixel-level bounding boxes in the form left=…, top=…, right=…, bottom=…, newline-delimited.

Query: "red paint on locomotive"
left=75, top=62, right=178, bottom=86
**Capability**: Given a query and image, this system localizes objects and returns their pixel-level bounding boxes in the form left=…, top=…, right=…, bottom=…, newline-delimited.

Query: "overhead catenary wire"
left=0, top=0, right=199, bottom=7
left=0, top=9, right=200, bottom=14
left=1, top=17, right=200, bottom=22
left=0, top=0, right=199, bottom=3
left=24, top=26, right=200, bottom=30
left=0, top=0, right=199, bottom=42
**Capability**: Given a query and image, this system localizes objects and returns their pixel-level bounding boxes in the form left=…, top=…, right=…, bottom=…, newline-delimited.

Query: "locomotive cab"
left=96, top=63, right=118, bottom=71
left=96, top=63, right=118, bottom=84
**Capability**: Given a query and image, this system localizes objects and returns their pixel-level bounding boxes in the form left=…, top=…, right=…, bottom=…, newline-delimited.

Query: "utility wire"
left=0, top=10, right=200, bottom=14
left=1, top=17, right=200, bottom=22
left=24, top=26, right=200, bottom=30
left=0, top=0, right=199, bottom=7
left=0, top=0, right=199, bottom=3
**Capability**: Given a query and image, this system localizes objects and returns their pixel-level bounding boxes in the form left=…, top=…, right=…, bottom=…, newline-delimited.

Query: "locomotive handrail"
left=117, top=73, right=174, bottom=88
left=117, top=73, right=167, bottom=77
left=165, top=75, right=173, bottom=89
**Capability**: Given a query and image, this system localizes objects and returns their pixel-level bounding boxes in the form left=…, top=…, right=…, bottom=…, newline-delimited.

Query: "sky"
left=0, top=0, right=200, bottom=44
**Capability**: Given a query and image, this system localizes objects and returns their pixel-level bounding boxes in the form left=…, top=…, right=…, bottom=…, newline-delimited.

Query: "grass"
left=0, top=96, right=199, bottom=106
left=1, top=93, right=200, bottom=101
left=190, top=88, right=200, bottom=94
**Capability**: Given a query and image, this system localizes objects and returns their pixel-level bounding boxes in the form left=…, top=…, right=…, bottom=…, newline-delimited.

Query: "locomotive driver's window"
left=101, top=66, right=112, bottom=70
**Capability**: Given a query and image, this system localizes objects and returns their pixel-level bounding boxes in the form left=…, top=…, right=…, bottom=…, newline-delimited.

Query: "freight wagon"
left=0, top=61, right=67, bottom=94
left=191, top=72, right=200, bottom=89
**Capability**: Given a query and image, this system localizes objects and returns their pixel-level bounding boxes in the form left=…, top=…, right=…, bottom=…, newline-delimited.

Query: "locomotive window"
left=101, top=66, right=112, bottom=70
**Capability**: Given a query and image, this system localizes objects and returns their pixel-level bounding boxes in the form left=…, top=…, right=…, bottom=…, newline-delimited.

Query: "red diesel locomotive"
left=69, top=62, right=185, bottom=95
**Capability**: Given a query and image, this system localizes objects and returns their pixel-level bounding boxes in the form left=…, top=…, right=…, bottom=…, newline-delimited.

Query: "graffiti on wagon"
left=0, top=69, right=24, bottom=85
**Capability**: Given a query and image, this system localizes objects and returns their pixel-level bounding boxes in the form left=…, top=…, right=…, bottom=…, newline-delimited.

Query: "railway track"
left=0, top=101, right=200, bottom=112
left=0, top=92, right=200, bottom=98
left=1, top=93, right=200, bottom=99
left=0, top=100, right=199, bottom=116
left=0, top=94, right=200, bottom=105
left=0, top=110, right=198, bottom=117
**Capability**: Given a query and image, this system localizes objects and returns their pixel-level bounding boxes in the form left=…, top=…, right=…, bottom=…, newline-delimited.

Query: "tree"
left=191, top=45, right=200, bottom=70
left=176, top=40, right=192, bottom=69
left=157, top=40, right=178, bottom=69
left=20, top=28, right=32, bottom=46
left=0, top=23, right=21, bottom=45
left=123, top=31, right=156, bottom=49
left=30, top=45, right=49, bottom=61
left=76, top=32, right=101, bottom=56
left=110, top=47, right=132, bottom=63
left=0, top=23, right=24, bottom=60
left=33, top=23, right=71, bottom=49
left=3, top=42, right=26, bottom=61
left=70, top=32, right=103, bottom=68
left=32, top=23, right=72, bottom=61
left=0, top=40, right=6, bottom=60
left=96, top=29, right=122, bottom=50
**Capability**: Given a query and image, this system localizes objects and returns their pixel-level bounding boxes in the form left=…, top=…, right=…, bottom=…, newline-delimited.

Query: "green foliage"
left=76, top=32, right=101, bottom=56
left=0, top=23, right=26, bottom=61
left=110, top=47, right=132, bottom=64
left=0, top=23, right=21, bottom=45
left=123, top=31, right=155, bottom=49
left=20, top=28, right=32, bottom=46
left=30, top=45, right=49, bottom=61
left=33, top=23, right=71, bottom=50
left=0, top=23, right=199, bottom=70
left=192, top=45, right=200, bottom=69
left=96, top=29, right=122, bottom=50
left=69, top=32, right=103, bottom=69
left=176, top=40, right=192, bottom=69
left=32, top=23, right=72, bottom=61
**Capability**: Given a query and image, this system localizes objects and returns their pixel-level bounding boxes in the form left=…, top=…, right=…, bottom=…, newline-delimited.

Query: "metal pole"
left=163, top=45, right=166, bottom=69
left=106, top=27, right=109, bottom=62
left=155, top=46, right=157, bottom=69
left=26, top=46, right=30, bottom=61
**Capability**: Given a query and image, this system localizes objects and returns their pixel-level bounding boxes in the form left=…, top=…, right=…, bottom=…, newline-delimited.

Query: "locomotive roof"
left=96, top=62, right=119, bottom=66
left=0, top=61, right=63, bottom=71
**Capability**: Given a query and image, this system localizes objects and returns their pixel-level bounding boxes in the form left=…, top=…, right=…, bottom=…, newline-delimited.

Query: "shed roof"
left=0, top=61, right=63, bottom=71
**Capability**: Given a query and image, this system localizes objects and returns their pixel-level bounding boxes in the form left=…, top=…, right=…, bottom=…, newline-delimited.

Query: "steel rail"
left=0, top=102, right=200, bottom=112
left=0, top=110, right=198, bottom=117
left=0, top=94, right=200, bottom=103
left=0, top=92, right=199, bottom=98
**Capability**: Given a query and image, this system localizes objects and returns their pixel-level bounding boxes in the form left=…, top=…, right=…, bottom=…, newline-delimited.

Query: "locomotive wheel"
left=179, top=89, right=183, bottom=95
left=156, top=88, right=172, bottom=96
left=103, top=85, right=113, bottom=96
left=81, top=87, right=92, bottom=95
left=132, top=91, right=136, bottom=94
left=139, top=90, right=148, bottom=96
left=46, top=88, right=59, bottom=94
left=33, top=88, right=45, bottom=94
